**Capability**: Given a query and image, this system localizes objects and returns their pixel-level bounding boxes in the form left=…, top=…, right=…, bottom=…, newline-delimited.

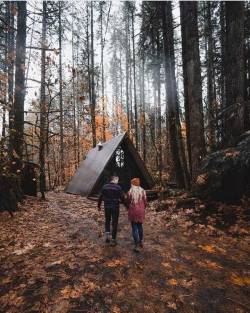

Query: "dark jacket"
left=98, top=183, right=124, bottom=209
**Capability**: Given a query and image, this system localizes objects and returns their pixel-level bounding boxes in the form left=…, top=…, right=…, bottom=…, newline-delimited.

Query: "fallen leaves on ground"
left=230, top=273, right=250, bottom=286
left=0, top=192, right=249, bottom=313
left=199, top=244, right=216, bottom=253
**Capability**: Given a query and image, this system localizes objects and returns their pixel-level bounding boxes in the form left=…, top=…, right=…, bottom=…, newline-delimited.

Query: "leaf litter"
left=0, top=191, right=249, bottom=313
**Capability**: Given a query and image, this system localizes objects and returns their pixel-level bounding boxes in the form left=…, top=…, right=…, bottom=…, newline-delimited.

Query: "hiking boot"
left=139, top=242, right=143, bottom=248
left=110, top=239, right=117, bottom=246
left=134, top=244, right=140, bottom=253
left=105, top=232, right=110, bottom=243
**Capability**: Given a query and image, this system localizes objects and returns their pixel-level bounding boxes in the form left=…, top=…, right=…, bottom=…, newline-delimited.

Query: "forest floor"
left=0, top=192, right=249, bottom=313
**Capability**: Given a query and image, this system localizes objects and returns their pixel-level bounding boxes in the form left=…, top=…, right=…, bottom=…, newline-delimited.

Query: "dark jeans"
left=131, top=222, right=143, bottom=244
left=105, top=207, right=120, bottom=239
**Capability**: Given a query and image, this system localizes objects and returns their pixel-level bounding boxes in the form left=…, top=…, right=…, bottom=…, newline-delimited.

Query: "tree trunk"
left=131, top=9, right=138, bottom=150
left=161, top=2, right=187, bottom=188
left=224, top=2, right=245, bottom=146
left=219, top=2, right=226, bottom=142
left=2, top=107, right=6, bottom=138
left=119, top=49, right=123, bottom=117
left=100, top=2, right=106, bottom=141
left=75, top=32, right=81, bottom=165
left=128, top=26, right=134, bottom=139
left=58, top=1, right=64, bottom=184
left=2, top=3, right=8, bottom=138
left=7, top=2, right=15, bottom=153
left=245, top=42, right=250, bottom=130
left=156, top=32, right=162, bottom=182
left=125, top=12, right=130, bottom=134
left=12, top=1, right=27, bottom=158
left=245, top=3, right=250, bottom=131
left=153, top=79, right=159, bottom=171
left=180, top=1, right=206, bottom=182
left=71, top=9, right=77, bottom=169
left=220, top=2, right=226, bottom=109
left=206, top=2, right=216, bottom=150
left=39, top=2, right=47, bottom=200
left=86, top=2, right=92, bottom=140
left=141, top=55, right=146, bottom=162
left=90, top=2, right=96, bottom=147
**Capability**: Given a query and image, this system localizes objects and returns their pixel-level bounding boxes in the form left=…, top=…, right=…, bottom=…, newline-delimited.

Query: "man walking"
left=98, top=175, right=124, bottom=246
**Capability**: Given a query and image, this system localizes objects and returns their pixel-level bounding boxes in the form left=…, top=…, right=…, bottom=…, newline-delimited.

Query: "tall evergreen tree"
left=58, top=1, right=65, bottom=183
left=205, top=2, right=216, bottom=150
left=180, top=1, right=206, bottom=182
left=90, top=2, right=96, bottom=147
left=161, top=1, right=188, bottom=188
left=7, top=2, right=15, bottom=152
left=224, top=1, right=245, bottom=146
left=11, top=1, right=27, bottom=158
left=245, top=1, right=250, bottom=131
left=39, top=1, right=47, bottom=199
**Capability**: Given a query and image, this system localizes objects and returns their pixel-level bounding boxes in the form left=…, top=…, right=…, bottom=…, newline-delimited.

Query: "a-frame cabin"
left=65, top=132, right=154, bottom=196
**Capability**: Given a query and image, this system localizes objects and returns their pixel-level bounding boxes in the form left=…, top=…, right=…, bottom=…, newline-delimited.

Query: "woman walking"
left=127, top=178, right=147, bottom=252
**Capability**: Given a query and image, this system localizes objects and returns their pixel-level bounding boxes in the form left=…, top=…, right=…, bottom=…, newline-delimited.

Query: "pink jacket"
left=127, top=191, right=147, bottom=223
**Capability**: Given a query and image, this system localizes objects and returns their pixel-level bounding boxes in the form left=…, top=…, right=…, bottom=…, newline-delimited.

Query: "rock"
left=175, top=197, right=196, bottom=209
left=195, top=132, right=250, bottom=202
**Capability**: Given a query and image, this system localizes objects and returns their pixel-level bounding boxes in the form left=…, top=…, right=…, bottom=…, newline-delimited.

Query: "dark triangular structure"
left=65, top=132, right=154, bottom=196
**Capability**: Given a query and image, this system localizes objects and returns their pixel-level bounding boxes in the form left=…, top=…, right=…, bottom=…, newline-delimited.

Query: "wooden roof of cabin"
left=65, top=132, right=154, bottom=196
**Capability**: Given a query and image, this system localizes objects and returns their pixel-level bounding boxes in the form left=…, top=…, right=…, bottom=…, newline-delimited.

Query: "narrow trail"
left=0, top=192, right=249, bottom=313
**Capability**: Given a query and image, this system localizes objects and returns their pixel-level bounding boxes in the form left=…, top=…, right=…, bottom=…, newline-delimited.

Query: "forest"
left=0, top=1, right=250, bottom=313
left=0, top=0, right=250, bottom=197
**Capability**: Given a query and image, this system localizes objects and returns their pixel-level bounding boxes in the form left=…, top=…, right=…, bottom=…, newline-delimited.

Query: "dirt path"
left=0, top=192, right=249, bottom=313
